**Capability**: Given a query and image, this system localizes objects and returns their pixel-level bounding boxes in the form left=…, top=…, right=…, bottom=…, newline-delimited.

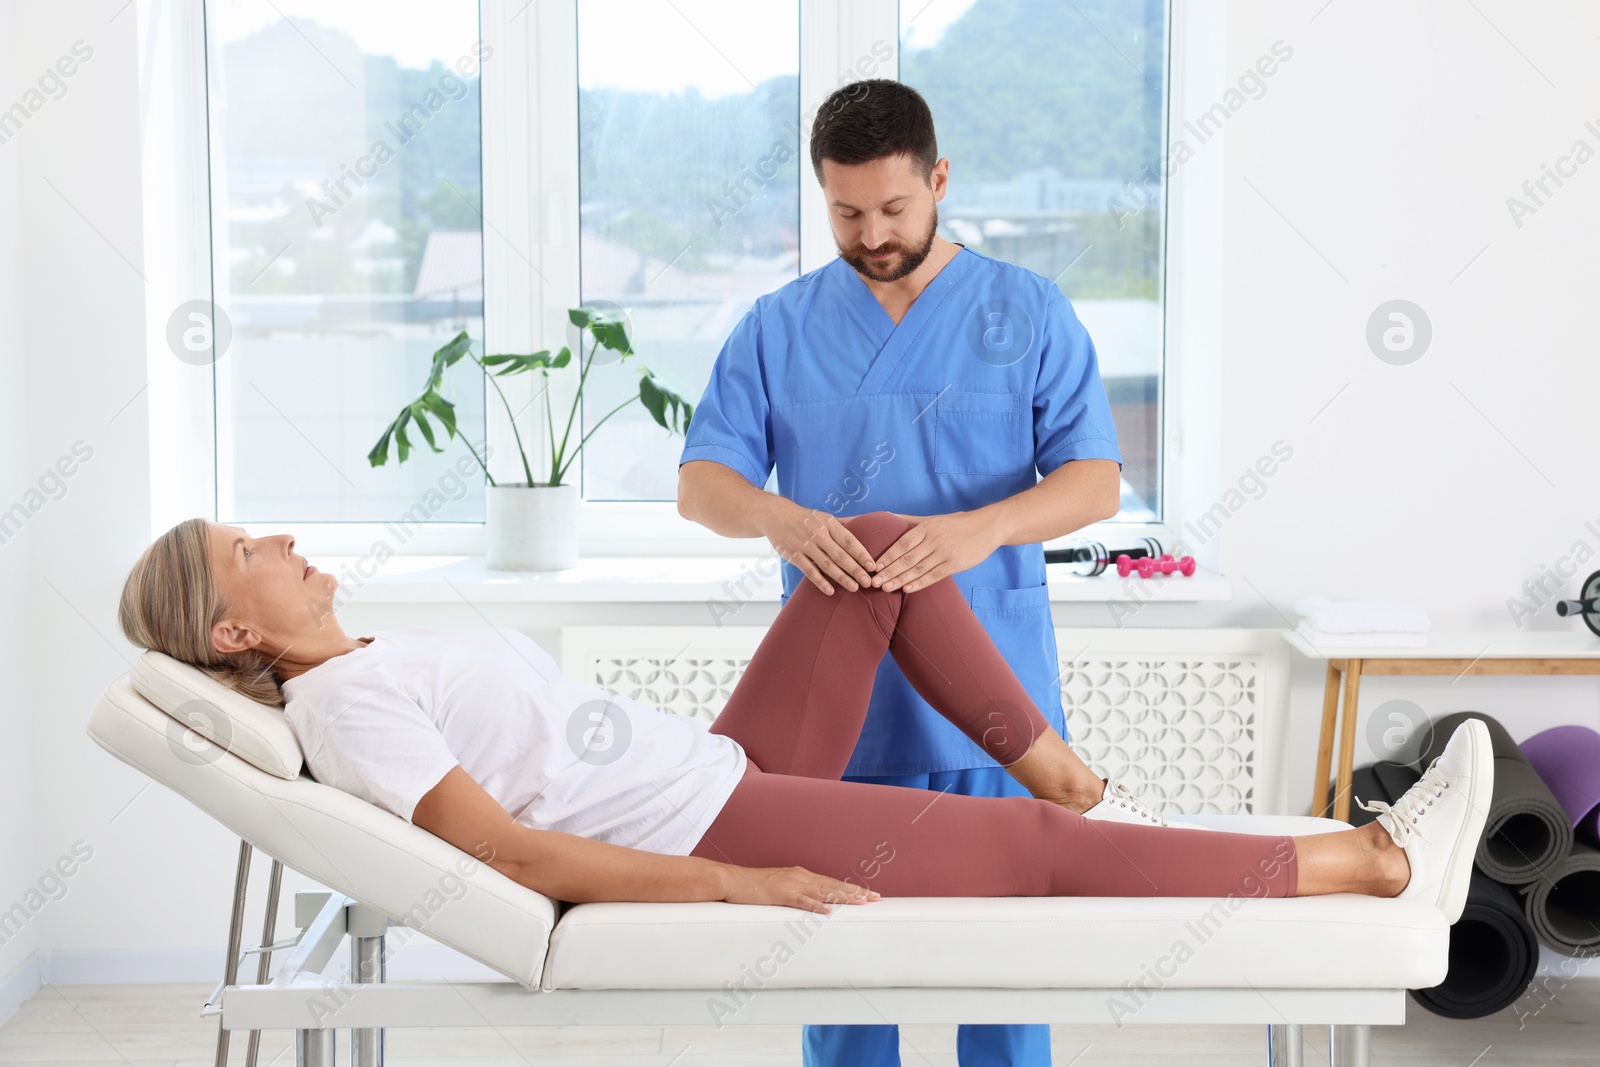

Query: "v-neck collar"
left=836, top=243, right=971, bottom=337
left=833, top=245, right=976, bottom=395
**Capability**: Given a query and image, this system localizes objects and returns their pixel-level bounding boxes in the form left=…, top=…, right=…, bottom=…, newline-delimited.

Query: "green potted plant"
left=368, top=307, right=693, bottom=570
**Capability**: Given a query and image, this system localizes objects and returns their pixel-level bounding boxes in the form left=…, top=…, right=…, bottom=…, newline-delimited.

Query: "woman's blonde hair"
left=118, top=517, right=285, bottom=706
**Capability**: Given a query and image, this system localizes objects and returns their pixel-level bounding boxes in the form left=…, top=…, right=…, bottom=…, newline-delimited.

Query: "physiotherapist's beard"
left=840, top=206, right=938, bottom=283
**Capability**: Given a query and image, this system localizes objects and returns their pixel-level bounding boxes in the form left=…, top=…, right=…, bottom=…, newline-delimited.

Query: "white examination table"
left=87, top=651, right=1449, bottom=1067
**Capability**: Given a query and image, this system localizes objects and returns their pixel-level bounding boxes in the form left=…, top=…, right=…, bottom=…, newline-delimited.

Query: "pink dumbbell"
left=1117, top=552, right=1196, bottom=578
left=1152, top=553, right=1197, bottom=577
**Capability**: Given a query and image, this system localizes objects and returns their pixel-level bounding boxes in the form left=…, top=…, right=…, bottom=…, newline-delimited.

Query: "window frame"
left=150, top=0, right=1217, bottom=564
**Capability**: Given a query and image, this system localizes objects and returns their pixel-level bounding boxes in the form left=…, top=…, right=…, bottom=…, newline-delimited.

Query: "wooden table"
left=1282, top=630, right=1600, bottom=822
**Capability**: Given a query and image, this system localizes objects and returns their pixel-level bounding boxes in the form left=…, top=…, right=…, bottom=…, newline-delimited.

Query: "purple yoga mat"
left=1521, top=725, right=1600, bottom=848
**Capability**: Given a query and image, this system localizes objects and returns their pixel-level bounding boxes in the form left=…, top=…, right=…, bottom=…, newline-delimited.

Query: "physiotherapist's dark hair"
left=809, top=78, right=938, bottom=184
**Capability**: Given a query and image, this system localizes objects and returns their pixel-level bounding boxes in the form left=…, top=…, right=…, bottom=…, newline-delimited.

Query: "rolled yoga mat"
left=1347, top=760, right=1428, bottom=816
left=1518, top=725, right=1600, bottom=954
left=1412, top=871, right=1542, bottom=1019
left=1349, top=763, right=1542, bottom=1019
left=1420, top=711, right=1573, bottom=886
left=1348, top=762, right=1418, bottom=826
left=1521, top=841, right=1600, bottom=955
left=1520, top=724, right=1600, bottom=849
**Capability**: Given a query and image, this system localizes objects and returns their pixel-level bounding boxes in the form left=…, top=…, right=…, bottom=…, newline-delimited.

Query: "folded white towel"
left=1292, top=595, right=1430, bottom=635
left=1294, top=618, right=1429, bottom=648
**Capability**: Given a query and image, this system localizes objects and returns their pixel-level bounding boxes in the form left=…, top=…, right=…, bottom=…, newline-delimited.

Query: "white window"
left=204, top=0, right=490, bottom=527
left=184, top=0, right=1185, bottom=555
left=576, top=0, right=799, bottom=503
left=900, top=0, right=1167, bottom=522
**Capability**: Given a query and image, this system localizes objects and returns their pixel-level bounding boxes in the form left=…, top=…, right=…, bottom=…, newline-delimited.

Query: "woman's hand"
left=721, top=864, right=881, bottom=913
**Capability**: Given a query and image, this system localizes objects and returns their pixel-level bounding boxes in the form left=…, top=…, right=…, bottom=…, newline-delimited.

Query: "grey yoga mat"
left=1419, top=712, right=1573, bottom=886
left=1350, top=763, right=1541, bottom=1020
left=1521, top=841, right=1600, bottom=955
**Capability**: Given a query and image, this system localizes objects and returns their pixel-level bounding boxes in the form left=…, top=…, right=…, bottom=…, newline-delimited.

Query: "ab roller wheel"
left=1556, top=568, right=1600, bottom=637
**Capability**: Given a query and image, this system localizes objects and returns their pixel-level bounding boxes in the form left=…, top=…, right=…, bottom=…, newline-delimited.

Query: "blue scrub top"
left=679, top=245, right=1123, bottom=776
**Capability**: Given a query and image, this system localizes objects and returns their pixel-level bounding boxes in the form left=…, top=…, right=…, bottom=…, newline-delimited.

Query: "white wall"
left=1213, top=0, right=1600, bottom=812
left=0, top=0, right=1596, bottom=1000
left=0, top=0, right=43, bottom=1018
left=5, top=0, right=171, bottom=995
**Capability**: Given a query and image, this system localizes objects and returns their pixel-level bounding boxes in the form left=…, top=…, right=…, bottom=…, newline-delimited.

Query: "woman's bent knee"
left=840, top=511, right=913, bottom=558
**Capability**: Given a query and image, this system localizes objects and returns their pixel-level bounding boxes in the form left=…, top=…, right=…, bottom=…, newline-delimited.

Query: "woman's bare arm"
left=411, top=765, right=878, bottom=913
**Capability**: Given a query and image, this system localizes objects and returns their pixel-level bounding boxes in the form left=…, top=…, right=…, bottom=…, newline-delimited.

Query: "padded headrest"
left=129, top=650, right=304, bottom=780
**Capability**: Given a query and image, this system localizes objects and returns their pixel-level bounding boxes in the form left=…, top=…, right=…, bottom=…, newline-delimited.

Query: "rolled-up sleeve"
left=677, top=308, right=775, bottom=488
left=1033, top=291, right=1124, bottom=477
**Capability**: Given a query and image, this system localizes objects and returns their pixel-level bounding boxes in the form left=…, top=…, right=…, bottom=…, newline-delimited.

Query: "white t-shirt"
left=280, top=626, right=747, bottom=857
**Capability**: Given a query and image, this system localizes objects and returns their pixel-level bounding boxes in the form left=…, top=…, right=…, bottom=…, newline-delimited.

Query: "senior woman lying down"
left=117, top=510, right=1490, bottom=921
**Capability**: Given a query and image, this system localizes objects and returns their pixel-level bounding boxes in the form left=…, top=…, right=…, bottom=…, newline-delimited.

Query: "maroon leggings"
left=689, top=511, right=1299, bottom=899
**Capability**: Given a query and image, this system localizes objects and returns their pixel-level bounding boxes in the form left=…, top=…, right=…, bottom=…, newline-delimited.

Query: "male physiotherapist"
left=678, top=79, right=1129, bottom=1067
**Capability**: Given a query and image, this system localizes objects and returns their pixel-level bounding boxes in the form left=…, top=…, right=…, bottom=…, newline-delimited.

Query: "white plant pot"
left=486, top=482, right=579, bottom=571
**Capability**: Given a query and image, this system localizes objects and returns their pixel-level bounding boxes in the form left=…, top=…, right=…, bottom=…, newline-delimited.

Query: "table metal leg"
left=1266, top=1022, right=1304, bottom=1066
left=1312, top=662, right=1343, bottom=817
left=244, top=858, right=283, bottom=1067
left=1334, top=659, right=1364, bottom=822
left=350, top=931, right=386, bottom=1066
left=296, top=1027, right=335, bottom=1067
left=1330, top=1023, right=1370, bottom=1067
left=215, top=840, right=252, bottom=1067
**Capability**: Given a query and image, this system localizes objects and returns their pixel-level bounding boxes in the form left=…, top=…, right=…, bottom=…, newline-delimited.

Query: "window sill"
left=326, top=555, right=1234, bottom=605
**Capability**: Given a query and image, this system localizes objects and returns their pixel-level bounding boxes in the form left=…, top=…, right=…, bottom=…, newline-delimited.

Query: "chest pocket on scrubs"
left=933, top=390, right=1028, bottom=476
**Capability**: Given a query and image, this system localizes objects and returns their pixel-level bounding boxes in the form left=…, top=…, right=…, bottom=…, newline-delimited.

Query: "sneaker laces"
left=1355, top=760, right=1450, bottom=846
left=1103, top=780, right=1168, bottom=827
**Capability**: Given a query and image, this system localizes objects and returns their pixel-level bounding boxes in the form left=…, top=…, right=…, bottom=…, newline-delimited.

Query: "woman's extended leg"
left=690, top=764, right=1411, bottom=900
left=710, top=511, right=1099, bottom=806
left=693, top=763, right=1299, bottom=898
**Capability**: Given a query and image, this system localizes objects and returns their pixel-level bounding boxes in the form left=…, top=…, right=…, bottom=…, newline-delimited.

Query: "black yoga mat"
left=1409, top=871, right=1542, bottom=1019
left=1350, top=762, right=1541, bottom=1020
left=1522, top=841, right=1600, bottom=955
left=1349, top=762, right=1417, bottom=824
left=1349, top=760, right=1427, bottom=815
left=1420, top=712, right=1573, bottom=886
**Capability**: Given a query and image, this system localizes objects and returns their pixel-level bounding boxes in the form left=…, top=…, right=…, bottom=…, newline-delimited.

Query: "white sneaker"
left=1356, top=718, right=1493, bottom=924
left=1082, top=777, right=1165, bottom=825
left=1081, top=778, right=1220, bottom=831
left=1079, top=778, right=1162, bottom=826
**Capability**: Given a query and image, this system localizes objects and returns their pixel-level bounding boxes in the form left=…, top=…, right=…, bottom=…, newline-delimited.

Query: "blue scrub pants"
left=801, top=765, right=1053, bottom=1067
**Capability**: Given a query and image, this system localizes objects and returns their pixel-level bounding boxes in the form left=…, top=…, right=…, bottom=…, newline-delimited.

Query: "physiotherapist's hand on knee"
left=758, top=498, right=878, bottom=595
left=870, top=511, right=1002, bottom=594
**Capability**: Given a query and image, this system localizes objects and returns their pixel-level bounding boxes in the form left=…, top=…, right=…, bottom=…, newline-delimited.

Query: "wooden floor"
left=2, top=980, right=1597, bottom=1065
